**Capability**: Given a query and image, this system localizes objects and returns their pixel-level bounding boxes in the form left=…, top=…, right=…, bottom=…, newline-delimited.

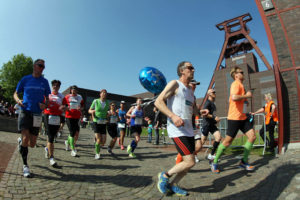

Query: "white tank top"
left=167, top=80, right=194, bottom=138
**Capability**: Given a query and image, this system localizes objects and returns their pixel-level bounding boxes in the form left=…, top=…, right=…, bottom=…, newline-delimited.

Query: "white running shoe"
left=49, top=158, right=56, bottom=166
left=71, top=150, right=77, bottom=157
left=95, top=154, right=100, bottom=160
left=23, top=165, right=31, bottom=178
left=195, top=156, right=200, bottom=163
left=57, top=132, right=61, bottom=138
left=207, top=153, right=216, bottom=160
left=65, top=140, right=69, bottom=151
left=44, top=147, right=49, bottom=159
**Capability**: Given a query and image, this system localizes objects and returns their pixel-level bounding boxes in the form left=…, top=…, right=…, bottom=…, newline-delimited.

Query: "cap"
left=120, top=101, right=125, bottom=104
left=190, top=79, right=200, bottom=85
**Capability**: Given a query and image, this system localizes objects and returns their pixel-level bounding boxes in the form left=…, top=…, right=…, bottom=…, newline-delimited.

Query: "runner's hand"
left=171, top=114, right=184, bottom=127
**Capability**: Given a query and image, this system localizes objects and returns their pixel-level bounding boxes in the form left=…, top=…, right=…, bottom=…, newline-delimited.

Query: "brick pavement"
left=0, top=128, right=300, bottom=200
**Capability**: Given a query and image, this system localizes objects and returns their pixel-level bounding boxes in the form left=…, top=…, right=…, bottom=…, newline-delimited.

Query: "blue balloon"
left=139, top=67, right=167, bottom=94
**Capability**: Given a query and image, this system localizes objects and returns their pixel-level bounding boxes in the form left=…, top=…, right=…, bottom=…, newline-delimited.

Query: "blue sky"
left=0, top=0, right=273, bottom=98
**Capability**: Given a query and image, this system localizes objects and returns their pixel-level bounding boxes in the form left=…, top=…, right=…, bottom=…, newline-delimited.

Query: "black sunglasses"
left=186, top=66, right=194, bottom=70
left=37, top=63, right=45, bottom=68
left=237, top=71, right=244, bottom=75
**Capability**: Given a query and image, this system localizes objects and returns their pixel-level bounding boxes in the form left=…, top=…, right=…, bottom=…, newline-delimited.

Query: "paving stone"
left=1, top=129, right=300, bottom=199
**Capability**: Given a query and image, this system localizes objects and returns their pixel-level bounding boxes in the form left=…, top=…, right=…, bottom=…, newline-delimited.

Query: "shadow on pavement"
left=220, top=163, right=300, bottom=199
left=33, top=165, right=153, bottom=187
left=190, top=155, right=276, bottom=193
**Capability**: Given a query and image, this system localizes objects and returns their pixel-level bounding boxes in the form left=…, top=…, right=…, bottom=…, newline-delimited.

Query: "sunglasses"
left=186, top=66, right=194, bottom=70
left=237, top=71, right=244, bottom=75
left=37, top=63, right=45, bottom=68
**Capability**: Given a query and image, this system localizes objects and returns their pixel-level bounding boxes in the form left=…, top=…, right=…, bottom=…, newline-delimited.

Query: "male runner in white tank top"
left=155, top=61, right=208, bottom=196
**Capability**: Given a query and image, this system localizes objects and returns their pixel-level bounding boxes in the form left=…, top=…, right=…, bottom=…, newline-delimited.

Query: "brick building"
left=255, top=0, right=300, bottom=151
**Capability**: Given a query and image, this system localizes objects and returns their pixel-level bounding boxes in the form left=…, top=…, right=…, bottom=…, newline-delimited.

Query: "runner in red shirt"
left=63, top=85, right=84, bottom=157
left=44, top=80, right=64, bottom=166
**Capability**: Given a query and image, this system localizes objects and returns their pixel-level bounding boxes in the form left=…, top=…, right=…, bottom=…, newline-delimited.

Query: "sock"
left=20, top=146, right=28, bottom=166
left=95, top=143, right=100, bottom=154
left=214, top=143, right=226, bottom=164
left=131, top=140, right=137, bottom=152
left=69, top=136, right=75, bottom=150
left=243, top=141, right=254, bottom=163
left=211, top=141, right=220, bottom=155
left=176, top=153, right=183, bottom=164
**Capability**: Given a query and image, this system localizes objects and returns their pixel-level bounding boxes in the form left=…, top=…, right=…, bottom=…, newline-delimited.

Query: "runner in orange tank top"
left=210, top=66, right=256, bottom=174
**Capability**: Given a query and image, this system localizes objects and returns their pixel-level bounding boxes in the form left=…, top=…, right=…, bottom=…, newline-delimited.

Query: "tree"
left=0, top=54, right=33, bottom=103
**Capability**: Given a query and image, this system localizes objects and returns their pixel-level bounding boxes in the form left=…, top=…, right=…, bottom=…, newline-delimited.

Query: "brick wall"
left=262, top=1, right=300, bottom=143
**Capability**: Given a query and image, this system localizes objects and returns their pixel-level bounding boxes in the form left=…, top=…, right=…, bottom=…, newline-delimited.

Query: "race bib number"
left=33, top=114, right=42, bottom=127
left=97, top=119, right=107, bottom=124
left=135, top=117, right=142, bottom=125
left=48, top=115, right=60, bottom=125
left=118, top=123, right=125, bottom=128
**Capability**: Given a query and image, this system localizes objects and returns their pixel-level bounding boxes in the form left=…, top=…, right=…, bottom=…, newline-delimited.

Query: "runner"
left=44, top=80, right=64, bottom=166
left=88, top=89, right=109, bottom=159
left=126, top=97, right=144, bottom=158
left=251, top=93, right=278, bottom=152
left=14, top=59, right=51, bottom=177
left=201, top=88, right=222, bottom=161
left=155, top=61, right=208, bottom=196
left=175, top=79, right=202, bottom=164
left=117, top=101, right=127, bottom=150
left=211, top=66, right=256, bottom=173
left=63, top=85, right=84, bottom=157
left=107, top=102, right=118, bottom=154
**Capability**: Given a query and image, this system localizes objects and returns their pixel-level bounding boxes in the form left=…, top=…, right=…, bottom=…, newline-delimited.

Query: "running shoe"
left=95, top=154, right=100, bottom=160
left=23, top=165, right=31, bottom=178
left=211, top=163, right=220, bottom=173
left=107, top=147, right=113, bottom=154
left=195, top=156, right=200, bottom=163
left=129, top=152, right=136, bottom=158
left=71, top=150, right=77, bottom=157
left=157, top=172, right=170, bottom=194
left=49, top=158, right=56, bottom=166
left=65, top=140, right=69, bottom=151
left=171, top=185, right=188, bottom=196
left=207, top=153, right=216, bottom=160
left=120, top=145, right=125, bottom=150
left=127, top=145, right=132, bottom=154
left=44, top=147, right=49, bottom=159
left=17, top=137, right=22, bottom=151
left=57, top=131, right=62, bottom=138
left=238, top=159, right=255, bottom=171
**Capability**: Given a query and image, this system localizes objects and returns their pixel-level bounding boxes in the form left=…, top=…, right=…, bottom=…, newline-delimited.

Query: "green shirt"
left=90, top=99, right=109, bottom=122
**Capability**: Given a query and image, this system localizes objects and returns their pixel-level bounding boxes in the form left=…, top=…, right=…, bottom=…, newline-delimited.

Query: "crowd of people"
left=12, top=59, right=278, bottom=197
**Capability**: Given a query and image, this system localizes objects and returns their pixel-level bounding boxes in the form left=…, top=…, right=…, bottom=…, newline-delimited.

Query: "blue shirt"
left=148, top=124, right=153, bottom=133
left=118, top=109, right=127, bottom=123
left=16, top=74, right=51, bottom=114
left=130, top=107, right=143, bottom=126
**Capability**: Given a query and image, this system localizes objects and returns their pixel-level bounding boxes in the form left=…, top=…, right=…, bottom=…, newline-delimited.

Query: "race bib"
left=135, top=117, right=143, bottom=125
left=48, top=115, right=60, bottom=125
left=110, top=116, right=118, bottom=124
left=33, top=114, right=42, bottom=127
left=118, top=123, right=125, bottom=128
left=97, top=119, right=107, bottom=124
left=70, top=102, right=79, bottom=110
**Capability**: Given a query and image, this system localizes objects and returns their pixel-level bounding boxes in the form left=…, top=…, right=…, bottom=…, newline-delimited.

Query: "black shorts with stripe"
left=172, top=136, right=195, bottom=156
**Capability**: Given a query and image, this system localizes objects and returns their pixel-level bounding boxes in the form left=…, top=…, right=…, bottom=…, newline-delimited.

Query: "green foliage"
left=0, top=54, right=33, bottom=103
